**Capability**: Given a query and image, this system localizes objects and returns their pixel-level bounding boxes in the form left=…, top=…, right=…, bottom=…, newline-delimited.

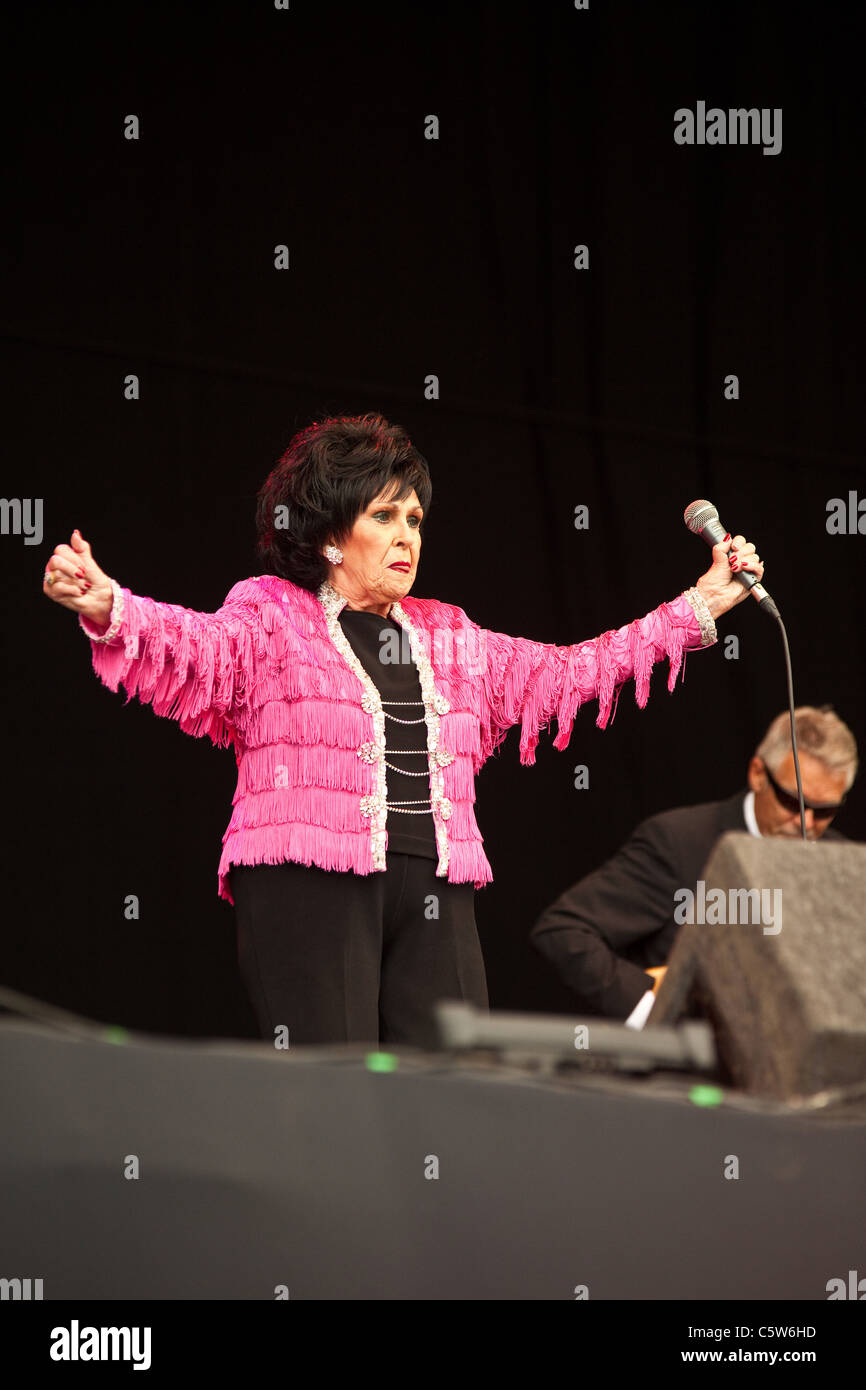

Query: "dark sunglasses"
left=760, top=760, right=847, bottom=817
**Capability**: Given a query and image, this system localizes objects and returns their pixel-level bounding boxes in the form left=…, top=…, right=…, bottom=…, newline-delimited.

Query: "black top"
left=338, top=608, right=437, bottom=860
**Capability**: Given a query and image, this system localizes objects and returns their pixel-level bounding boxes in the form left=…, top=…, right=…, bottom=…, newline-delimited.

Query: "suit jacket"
left=529, top=789, right=848, bottom=1019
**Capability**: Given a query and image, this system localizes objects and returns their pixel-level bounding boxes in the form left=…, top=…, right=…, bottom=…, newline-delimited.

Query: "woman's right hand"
left=43, top=529, right=114, bottom=628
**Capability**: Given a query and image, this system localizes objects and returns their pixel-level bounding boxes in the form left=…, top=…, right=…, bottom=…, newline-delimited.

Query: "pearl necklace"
left=381, top=702, right=431, bottom=806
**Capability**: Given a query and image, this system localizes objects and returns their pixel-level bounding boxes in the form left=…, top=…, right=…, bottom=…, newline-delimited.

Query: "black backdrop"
left=3, top=0, right=864, bottom=1039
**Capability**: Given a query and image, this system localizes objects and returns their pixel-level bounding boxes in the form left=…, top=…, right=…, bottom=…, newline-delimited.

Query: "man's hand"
left=646, top=966, right=667, bottom=995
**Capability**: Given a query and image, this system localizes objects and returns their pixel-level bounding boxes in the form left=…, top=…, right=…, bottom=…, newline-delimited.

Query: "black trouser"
left=230, top=853, right=489, bottom=1047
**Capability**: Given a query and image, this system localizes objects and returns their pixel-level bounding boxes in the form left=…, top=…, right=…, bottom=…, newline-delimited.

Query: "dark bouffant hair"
left=255, top=412, right=433, bottom=590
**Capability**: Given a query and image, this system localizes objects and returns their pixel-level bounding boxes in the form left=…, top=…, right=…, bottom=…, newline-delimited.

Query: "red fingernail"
left=724, top=533, right=731, bottom=542
left=75, top=570, right=84, bottom=577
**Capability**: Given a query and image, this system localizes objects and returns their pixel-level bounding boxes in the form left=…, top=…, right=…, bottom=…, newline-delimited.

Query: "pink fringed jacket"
left=79, top=577, right=717, bottom=904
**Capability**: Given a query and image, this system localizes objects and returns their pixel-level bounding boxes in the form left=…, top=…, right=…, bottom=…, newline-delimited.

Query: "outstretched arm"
left=44, top=529, right=264, bottom=747
left=476, top=535, right=763, bottom=764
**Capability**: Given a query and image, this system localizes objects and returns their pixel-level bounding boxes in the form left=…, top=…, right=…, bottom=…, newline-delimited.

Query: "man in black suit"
left=530, top=706, right=858, bottom=1023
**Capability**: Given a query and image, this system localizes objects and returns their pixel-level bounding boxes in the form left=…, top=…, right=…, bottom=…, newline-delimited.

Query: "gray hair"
left=755, top=706, right=859, bottom=792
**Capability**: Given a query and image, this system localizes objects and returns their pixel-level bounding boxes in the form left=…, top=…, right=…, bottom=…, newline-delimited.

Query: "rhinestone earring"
left=324, top=544, right=344, bottom=565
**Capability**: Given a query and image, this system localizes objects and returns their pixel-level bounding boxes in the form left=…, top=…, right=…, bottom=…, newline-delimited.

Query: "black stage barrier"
left=1, top=1011, right=864, bottom=1300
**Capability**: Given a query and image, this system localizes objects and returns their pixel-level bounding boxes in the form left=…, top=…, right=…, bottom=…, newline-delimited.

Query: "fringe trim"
left=253, top=698, right=370, bottom=748
left=218, top=823, right=375, bottom=905
left=218, top=822, right=495, bottom=903
left=84, top=584, right=268, bottom=749
left=231, top=740, right=477, bottom=802
left=479, top=594, right=706, bottom=766
left=234, top=742, right=374, bottom=796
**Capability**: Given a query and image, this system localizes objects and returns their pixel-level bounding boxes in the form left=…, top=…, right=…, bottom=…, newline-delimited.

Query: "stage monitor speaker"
left=652, top=832, right=866, bottom=1100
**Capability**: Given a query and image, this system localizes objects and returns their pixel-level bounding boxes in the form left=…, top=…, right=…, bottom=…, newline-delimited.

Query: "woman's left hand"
left=694, top=534, right=764, bottom=619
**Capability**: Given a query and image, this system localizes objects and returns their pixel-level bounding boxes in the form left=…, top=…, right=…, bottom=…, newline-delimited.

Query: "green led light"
left=689, top=1084, right=724, bottom=1107
left=103, top=1027, right=129, bottom=1045
left=365, top=1052, right=399, bottom=1073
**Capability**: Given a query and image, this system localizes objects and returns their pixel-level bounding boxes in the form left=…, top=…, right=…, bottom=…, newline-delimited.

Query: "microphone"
left=684, top=499, right=780, bottom=619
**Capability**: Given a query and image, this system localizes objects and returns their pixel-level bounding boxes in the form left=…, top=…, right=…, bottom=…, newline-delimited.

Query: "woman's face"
left=328, top=488, right=423, bottom=613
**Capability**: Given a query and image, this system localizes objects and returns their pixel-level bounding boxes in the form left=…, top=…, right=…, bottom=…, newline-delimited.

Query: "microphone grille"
left=684, top=499, right=718, bottom=534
